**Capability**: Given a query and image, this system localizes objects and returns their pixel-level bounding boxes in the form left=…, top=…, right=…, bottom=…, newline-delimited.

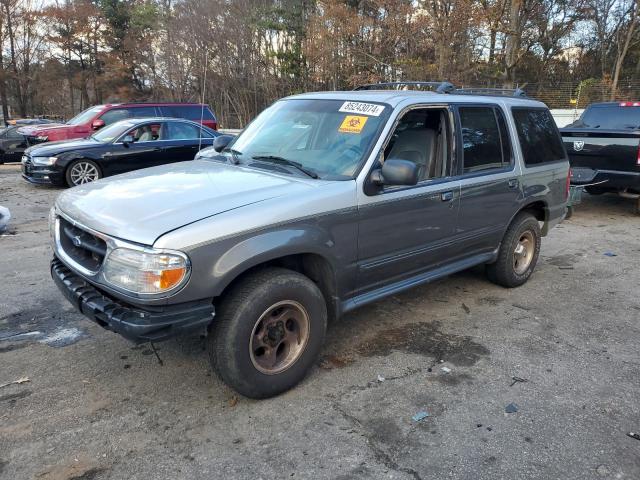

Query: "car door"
left=355, top=105, right=462, bottom=298
left=2, top=127, right=28, bottom=162
left=454, top=104, right=521, bottom=255
left=103, top=122, right=165, bottom=175
left=161, top=121, right=214, bottom=163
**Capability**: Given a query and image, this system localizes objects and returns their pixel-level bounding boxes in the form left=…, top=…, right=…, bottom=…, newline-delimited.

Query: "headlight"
left=35, top=135, right=48, bottom=142
left=31, top=156, right=57, bottom=166
left=102, top=248, right=190, bottom=295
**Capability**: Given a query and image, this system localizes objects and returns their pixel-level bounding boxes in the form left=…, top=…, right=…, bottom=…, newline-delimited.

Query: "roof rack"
left=452, top=87, right=528, bottom=98
left=353, top=82, right=528, bottom=98
left=354, top=81, right=455, bottom=94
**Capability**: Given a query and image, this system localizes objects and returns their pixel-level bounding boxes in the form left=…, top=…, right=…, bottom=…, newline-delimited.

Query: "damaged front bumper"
left=51, top=257, right=214, bottom=343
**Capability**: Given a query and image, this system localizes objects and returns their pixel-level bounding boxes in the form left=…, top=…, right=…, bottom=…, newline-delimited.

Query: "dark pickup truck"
left=561, top=102, right=640, bottom=212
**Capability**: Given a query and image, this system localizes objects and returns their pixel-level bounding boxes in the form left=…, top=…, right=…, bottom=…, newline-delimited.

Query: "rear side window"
left=512, top=108, right=565, bottom=166
left=159, top=105, right=215, bottom=120
left=128, top=106, right=158, bottom=118
left=99, top=108, right=130, bottom=125
left=459, top=106, right=506, bottom=173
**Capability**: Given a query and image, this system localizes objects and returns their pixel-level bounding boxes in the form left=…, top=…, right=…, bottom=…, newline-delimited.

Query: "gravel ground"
left=1, top=162, right=639, bottom=480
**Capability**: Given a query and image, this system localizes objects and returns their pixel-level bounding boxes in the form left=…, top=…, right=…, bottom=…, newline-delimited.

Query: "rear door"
left=161, top=121, right=215, bottom=162
left=454, top=104, right=520, bottom=255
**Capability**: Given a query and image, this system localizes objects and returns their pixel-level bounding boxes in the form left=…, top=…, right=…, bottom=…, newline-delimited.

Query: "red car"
left=19, top=102, right=217, bottom=144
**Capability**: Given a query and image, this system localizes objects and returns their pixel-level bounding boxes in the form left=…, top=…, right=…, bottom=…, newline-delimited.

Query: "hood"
left=18, top=123, right=68, bottom=135
left=26, top=138, right=100, bottom=156
left=55, top=160, right=322, bottom=245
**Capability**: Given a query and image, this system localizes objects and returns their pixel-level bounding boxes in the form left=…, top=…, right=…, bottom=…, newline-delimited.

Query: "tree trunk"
left=0, top=19, right=9, bottom=124
left=610, top=2, right=638, bottom=100
left=4, top=1, right=25, bottom=117
left=502, top=0, right=523, bottom=88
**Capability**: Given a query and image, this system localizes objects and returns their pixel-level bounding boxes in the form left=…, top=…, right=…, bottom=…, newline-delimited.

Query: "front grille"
left=58, top=217, right=107, bottom=272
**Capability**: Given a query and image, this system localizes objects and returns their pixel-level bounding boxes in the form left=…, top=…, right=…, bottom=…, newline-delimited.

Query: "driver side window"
left=124, top=123, right=163, bottom=143
left=383, top=108, right=451, bottom=182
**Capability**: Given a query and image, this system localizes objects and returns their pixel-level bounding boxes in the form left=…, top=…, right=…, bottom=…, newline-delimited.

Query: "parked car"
left=18, top=102, right=218, bottom=145
left=22, top=117, right=218, bottom=186
left=561, top=101, right=640, bottom=212
left=0, top=126, right=32, bottom=164
left=49, top=85, right=569, bottom=398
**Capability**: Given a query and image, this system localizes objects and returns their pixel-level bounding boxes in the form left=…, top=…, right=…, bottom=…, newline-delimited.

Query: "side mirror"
left=122, top=135, right=135, bottom=146
left=213, top=134, right=234, bottom=152
left=371, top=158, right=419, bottom=186
left=91, top=119, right=105, bottom=130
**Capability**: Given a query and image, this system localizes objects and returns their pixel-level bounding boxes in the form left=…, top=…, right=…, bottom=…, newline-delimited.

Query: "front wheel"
left=65, top=159, right=102, bottom=186
left=486, top=212, right=541, bottom=288
left=207, top=268, right=327, bottom=399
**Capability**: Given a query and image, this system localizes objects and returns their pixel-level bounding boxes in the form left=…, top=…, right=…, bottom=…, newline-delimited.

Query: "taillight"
left=565, top=168, right=571, bottom=200
left=637, top=144, right=640, bottom=166
left=619, top=101, right=640, bottom=107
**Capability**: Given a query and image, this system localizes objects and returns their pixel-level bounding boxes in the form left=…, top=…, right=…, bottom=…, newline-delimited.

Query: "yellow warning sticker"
left=338, top=115, right=368, bottom=134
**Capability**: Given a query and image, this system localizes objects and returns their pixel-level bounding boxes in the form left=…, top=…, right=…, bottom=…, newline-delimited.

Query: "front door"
left=355, top=106, right=460, bottom=298
left=103, top=122, right=166, bottom=175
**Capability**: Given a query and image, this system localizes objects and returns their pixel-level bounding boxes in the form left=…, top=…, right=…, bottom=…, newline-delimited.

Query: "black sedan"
left=0, top=126, right=31, bottom=164
left=21, top=117, right=219, bottom=187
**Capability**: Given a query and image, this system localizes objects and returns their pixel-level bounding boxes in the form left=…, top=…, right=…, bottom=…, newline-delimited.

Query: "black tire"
left=486, top=212, right=541, bottom=288
left=65, top=159, right=102, bottom=187
left=208, top=267, right=327, bottom=399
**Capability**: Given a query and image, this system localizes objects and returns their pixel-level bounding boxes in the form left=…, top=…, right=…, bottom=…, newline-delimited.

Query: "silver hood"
left=55, top=160, right=321, bottom=245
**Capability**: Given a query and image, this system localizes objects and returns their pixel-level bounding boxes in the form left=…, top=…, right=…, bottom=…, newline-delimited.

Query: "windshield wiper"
left=222, top=148, right=242, bottom=165
left=251, top=155, right=318, bottom=179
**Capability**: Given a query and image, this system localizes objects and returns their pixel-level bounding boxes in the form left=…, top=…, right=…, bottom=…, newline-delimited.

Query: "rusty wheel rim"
left=513, top=230, right=535, bottom=275
left=249, top=300, right=310, bottom=375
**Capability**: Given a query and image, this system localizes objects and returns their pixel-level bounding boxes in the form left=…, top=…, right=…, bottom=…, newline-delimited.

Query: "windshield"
left=66, top=106, right=104, bottom=126
left=228, top=99, right=390, bottom=179
left=91, top=120, right=136, bottom=143
left=578, top=105, right=640, bottom=129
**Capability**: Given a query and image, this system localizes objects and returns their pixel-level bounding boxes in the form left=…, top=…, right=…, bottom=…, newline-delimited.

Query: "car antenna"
left=198, top=49, right=208, bottom=153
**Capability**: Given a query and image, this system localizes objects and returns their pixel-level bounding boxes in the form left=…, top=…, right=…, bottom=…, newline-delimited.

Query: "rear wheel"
left=65, top=159, right=102, bottom=186
left=207, top=268, right=327, bottom=398
left=487, top=212, right=541, bottom=288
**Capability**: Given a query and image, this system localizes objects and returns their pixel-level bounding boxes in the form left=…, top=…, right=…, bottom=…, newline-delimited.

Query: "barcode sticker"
left=339, top=101, right=385, bottom=117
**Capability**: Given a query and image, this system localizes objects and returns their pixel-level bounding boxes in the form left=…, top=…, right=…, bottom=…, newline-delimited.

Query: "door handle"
left=441, top=191, right=454, bottom=202
left=508, top=179, right=519, bottom=189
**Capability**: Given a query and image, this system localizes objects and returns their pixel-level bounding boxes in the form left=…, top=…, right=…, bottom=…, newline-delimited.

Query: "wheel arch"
left=214, top=251, right=340, bottom=322
left=509, top=200, right=550, bottom=235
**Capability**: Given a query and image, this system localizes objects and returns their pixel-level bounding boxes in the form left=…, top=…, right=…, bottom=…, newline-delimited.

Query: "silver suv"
left=50, top=84, right=569, bottom=398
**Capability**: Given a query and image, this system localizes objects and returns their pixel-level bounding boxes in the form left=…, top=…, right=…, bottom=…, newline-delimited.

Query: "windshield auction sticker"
left=339, top=101, right=385, bottom=116
left=339, top=115, right=368, bottom=134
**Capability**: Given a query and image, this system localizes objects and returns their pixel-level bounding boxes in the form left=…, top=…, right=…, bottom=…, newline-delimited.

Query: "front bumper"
left=21, top=162, right=65, bottom=185
left=51, top=257, right=214, bottom=343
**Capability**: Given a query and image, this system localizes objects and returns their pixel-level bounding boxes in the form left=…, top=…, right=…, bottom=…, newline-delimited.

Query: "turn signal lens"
left=103, top=248, right=189, bottom=294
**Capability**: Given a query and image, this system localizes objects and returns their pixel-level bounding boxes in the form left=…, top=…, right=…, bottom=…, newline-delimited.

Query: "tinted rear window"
left=579, top=105, right=640, bottom=130
left=512, top=108, right=565, bottom=166
left=158, top=105, right=215, bottom=120
left=459, top=106, right=505, bottom=173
